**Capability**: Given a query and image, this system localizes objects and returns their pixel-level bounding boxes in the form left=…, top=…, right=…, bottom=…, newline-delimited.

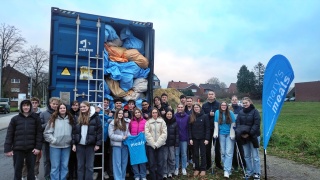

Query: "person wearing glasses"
left=213, top=102, right=236, bottom=178
left=141, top=100, right=151, bottom=120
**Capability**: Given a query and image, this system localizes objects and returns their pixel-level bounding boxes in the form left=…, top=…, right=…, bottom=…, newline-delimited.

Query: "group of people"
left=4, top=91, right=262, bottom=180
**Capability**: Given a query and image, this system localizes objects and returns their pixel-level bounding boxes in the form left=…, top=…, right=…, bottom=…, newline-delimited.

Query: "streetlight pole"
left=0, top=48, right=4, bottom=98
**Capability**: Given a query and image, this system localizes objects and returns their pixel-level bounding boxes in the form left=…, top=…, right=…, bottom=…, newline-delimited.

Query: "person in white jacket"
left=145, top=108, right=167, bottom=180
left=43, top=103, right=74, bottom=180
left=108, top=109, right=130, bottom=180
left=213, top=101, right=236, bottom=178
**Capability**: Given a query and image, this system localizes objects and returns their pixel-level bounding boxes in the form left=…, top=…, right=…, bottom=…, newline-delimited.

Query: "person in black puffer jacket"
left=4, top=99, right=43, bottom=180
left=163, top=110, right=179, bottom=178
left=188, top=103, right=210, bottom=177
left=235, top=97, right=261, bottom=180
left=72, top=101, right=102, bottom=180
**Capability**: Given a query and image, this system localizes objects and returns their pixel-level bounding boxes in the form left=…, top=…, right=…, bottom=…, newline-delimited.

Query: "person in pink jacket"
left=129, top=108, right=147, bottom=180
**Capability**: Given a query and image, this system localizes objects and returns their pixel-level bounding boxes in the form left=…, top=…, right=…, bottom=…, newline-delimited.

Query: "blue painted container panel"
left=49, top=7, right=154, bottom=105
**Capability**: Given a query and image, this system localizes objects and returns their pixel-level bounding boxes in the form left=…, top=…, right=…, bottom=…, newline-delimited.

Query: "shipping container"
left=49, top=7, right=155, bottom=106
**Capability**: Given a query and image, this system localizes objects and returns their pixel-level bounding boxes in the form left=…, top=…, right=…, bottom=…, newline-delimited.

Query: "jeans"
left=13, top=150, right=36, bottom=180
left=147, top=145, right=164, bottom=180
left=163, top=146, right=175, bottom=175
left=76, top=144, right=95, bottom=180
left=219, top=134, right=235, bottom=174
left=242, top=136, right=261, bottom=176
left=175, top=141, right=187, bottom=169
left=192, top=139, right=206, bottom=171
left=112, top=146, right=128, bottom=180
left=50, top=146, right=71, bottom=180
left=43, top=142, right=51, bottom=179
left=132, top=163, right=146, bottom=178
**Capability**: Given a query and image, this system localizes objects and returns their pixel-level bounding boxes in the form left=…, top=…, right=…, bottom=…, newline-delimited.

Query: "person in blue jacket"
left=213, top=101, right=236, bottom=178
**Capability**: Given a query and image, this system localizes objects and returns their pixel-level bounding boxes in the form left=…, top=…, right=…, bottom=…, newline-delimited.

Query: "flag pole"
left=264, top=149, right=267, bottom=180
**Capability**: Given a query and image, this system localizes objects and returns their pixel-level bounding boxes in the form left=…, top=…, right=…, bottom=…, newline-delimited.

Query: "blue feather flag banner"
left=262, top=55, right=294, bottom=149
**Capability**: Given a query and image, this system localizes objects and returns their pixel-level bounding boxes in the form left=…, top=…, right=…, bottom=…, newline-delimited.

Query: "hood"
left=90, top=106, right=96, bottom=117
left=19, top=99, right=33, bottom=114
left=46, top=104, right=55, bottom=114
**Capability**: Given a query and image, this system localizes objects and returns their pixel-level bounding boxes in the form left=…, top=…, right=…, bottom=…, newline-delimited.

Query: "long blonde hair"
left=189, top=103, right=201, bottom=124
left=78, top=101, right=90, bottom=125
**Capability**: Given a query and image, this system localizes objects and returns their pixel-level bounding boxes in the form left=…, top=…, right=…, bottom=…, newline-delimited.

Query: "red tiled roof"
left=167, top=81, right=190, bottom=89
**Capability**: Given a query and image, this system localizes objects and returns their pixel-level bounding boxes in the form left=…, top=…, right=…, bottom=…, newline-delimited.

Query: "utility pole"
left=0, top=48, right=3, bottom=98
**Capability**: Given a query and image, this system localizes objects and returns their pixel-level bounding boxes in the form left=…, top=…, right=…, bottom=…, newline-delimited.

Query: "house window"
left=191, top=89, right=197, bottom=92
left=11, top=79, right=20, bottom=83
left=11, top=88, right=20, bottom=92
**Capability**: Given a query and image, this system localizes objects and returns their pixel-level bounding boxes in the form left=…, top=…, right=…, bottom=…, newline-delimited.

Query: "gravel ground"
left=261, top=154, right=320, bottom=180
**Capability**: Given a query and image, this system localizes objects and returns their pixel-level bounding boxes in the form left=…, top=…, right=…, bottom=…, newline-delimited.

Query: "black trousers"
left=206, top=129, right=222, bottom=169
left=192, top=139, right=206, bottom=171
left=147, top=146, right=164, bottom=180
left=13, top=150, right=36, bottom=180
left=68, top=149, right=77, bottom=179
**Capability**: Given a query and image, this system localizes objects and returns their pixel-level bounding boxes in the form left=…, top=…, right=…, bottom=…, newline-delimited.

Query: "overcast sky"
left=1, top=0, right=319, bottom=88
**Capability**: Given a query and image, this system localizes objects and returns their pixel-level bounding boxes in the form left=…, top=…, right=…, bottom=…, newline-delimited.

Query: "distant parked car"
left=289, top=97, right=295, bottom=101
left=0, top=102, right=10, bottom=114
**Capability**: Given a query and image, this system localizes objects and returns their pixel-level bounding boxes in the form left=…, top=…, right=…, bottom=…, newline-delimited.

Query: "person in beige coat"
left=145, top=108, right=167, bottom=180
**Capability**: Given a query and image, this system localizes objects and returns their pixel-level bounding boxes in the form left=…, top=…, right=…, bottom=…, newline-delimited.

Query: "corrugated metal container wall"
left=49, top=7, right=154, bottom=105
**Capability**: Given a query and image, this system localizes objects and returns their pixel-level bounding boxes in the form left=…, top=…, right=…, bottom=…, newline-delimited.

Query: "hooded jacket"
left=72, top=106, right=102, bottom=146
left=4, top=100, right=43, bottom=152
left=188, top=111, right=210, bottom=141
left=40, top=105, right=55, bottom=130
left=175, top=112, right=189, bottom=141
left=43, top=115, right=73, bottom=148
left=108, top=118, right=131, bottom=147
left=145, top=117, right=167, bottom=149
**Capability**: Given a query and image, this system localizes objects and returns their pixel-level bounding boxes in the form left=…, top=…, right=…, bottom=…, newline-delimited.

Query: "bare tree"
left=206, top=77, right=220, bottom=85
left=206, top=76, right=227, bottom=89
left=17, top=46, right=49, bottom=98
left=0, top=23, right=27, bottom=94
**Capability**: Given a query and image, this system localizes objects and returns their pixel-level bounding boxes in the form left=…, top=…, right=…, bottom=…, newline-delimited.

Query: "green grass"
left=257, top=102, right=320, bottom=167
left=10, top=107, right=19, bottom=112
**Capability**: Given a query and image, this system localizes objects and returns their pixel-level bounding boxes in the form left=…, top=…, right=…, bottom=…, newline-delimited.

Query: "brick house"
left=2, top=64, right=29, bottom=106
left=167, top=80, right=203, bottom=95
left=295, top=81, right=320, bottom=101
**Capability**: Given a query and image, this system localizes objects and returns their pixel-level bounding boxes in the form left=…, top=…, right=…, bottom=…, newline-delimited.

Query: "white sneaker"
left=224, top=171, right=229, bottom=178
left=174, top=168, right=179, bottom=176
left=135, top=178, right=140, bottom=180
left=168, top=173, right=172, bottom=178
left=21, top=177, right=27, bottom=180
left=93, top=172, right=99, bottom=180
left=182, top=168, right=187, bottom=175
left=104, top=171, right=109, bottom=179
left=35, top=175, right=39, bottom=180
left=163, top=174, right=167, bottom=178
left=142, top=178, right=147, bottom=180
